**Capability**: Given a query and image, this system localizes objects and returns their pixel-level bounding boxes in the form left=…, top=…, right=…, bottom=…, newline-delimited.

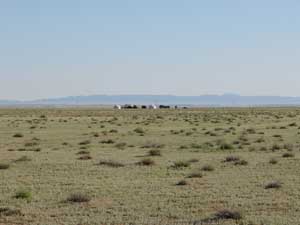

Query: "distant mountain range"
left=2, top=94, right=300, bottom=106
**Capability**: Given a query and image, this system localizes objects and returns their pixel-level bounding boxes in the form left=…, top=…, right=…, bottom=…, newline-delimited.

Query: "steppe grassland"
left=1, top=108, right=300, bottom=225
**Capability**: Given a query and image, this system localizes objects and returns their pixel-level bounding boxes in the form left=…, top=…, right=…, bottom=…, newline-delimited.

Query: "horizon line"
left=2, top=93, right=300, bottom=102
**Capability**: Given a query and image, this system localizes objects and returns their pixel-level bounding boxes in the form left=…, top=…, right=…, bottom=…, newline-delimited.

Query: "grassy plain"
left=1, top=107, right=300, bottom=225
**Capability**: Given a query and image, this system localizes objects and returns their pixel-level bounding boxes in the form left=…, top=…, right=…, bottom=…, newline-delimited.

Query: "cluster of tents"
left=113, top=104, right=175, bottom=109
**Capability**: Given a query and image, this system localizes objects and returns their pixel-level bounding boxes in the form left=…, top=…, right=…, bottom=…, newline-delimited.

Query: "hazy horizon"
left=4, top=93, right=300, bottom=103
left=1, top=1, right=300, bottom=100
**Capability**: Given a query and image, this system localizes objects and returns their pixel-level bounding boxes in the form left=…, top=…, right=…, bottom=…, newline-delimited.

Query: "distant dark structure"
left=122, top=104, right=138, bottom=109
left=115, top=104, right=174, bottom=110
left=159, top=105, right=171, bottom=109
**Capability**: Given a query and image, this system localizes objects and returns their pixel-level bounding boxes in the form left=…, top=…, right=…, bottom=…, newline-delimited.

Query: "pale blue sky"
left=1, top=0, right=300, bottom=100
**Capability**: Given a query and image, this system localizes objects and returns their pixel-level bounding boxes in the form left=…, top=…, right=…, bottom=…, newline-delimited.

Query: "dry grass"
left=1, top=108, right=300, bottom=224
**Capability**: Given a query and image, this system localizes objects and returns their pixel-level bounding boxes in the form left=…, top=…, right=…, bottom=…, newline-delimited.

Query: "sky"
left=1, top=0, right=300, bottom=100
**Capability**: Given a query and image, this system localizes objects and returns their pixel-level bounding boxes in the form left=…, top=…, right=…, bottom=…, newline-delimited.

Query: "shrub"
left=271, top=144, right=281, bottom=151
left=219, top=142, right=234, bottom=150
left=115, top=142, right=127, bottom=149
left=214, top=209, right=242, bottom=220
left=209, top=132, right=217, bottom=137
left=100, top=139, right=115, bottom=144
left=190, top=143, right=202, bottom=149
left=98, top=160, right=125, bottom=167
left=24, top=142, right=38, bottom=147
left=260, top=147, right=268, bottom=151
left=269, top=158, right=278, bottom=164
left=134, top=127, right=145, bottom=134
left=109, top=129, right=118, bottom=133
left=14, top=190, right=32, bottom=200
left=186, top=172, right=203, bottom=178
left=224, top=155, right=240, bottom=162
left=172, top=161, right=190, bottom=169
left=148, top=149, right=161, bottom=156
left=234, top=160, right=248, bottom=166
left=265, top=181, right=281, bottom=189
left=15, top=156, right=31, bottom=162
left=78, top=155, right=92, bottom=160
left=67, top=193, right=91, bottom=203
left=255, top=137, right=265, bottom=143
left=0, top=207, right=22, bottom=217
left=185, top=132, right=193, bottom=136
left=13, top=133, right=23, bottom=138
left=176, top=180, right=188, bottom=186
left=201, top=165, right=214, bottom=171
left=0, top=163, right=10, bottom=170
left=282, top=152, right=294, bottom=158
left=137, top=158, right=155, bottom=166
left=33, top=148, right=41, bottom=152
left=142, top=141, right=165, bottom=149
left=78, top=140, right=91, bottom=145
left=246, top=128, right=256, bottom=134
left=77, top=150, right=90, bottom=155
left=93, top=133, right=99, bottom=137
left=188, top=158, right=199, bottom=163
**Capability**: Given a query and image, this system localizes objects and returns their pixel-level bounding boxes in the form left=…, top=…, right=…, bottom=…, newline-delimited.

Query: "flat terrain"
left=1, top=108, right=300, bottom=225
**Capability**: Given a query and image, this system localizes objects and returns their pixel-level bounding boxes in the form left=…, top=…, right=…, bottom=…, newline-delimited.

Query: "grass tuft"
left=0, top=163, right=10, bottom=170
left=15, top=156, right=31, bottom=162
left=176, top=180, right=188, bottom=186
left=13, top=133, right=23, bottom=138
left=282, top=152, right=294, bottom=158
left=269, top=158, right=278, bottom=164
left=99, top=160, right=125, bottom=167
left=14, top=190, right=32, bottom=200
left=186, top=172, right=203, bottom=178
left=78, top=154, right=92, bottom=160
left=172, top=161, right=191, bottom=169
left=148, top=149, right=161, bottom=156
left=265, top=181, right=281, bottom=189
left=67, top=193, right=91, bottom=203
left=201, top=165, right=214, bottom=171
left=214, top=209, right=242, bottom=220
left=137, top=158, right=155, bottom=166
left=0, top=207, right=22, bottom=217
